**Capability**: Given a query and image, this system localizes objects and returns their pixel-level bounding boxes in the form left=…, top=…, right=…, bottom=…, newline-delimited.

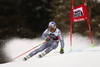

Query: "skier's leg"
left=24, top=42, right=50, bottom=60
left=45, top=42, right=58, bottom=54
left=29, top=45, right=46, bottom=57
left=39, top=42, right=58, bottom=58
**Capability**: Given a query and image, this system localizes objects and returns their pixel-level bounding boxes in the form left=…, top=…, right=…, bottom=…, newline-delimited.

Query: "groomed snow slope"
left=1, top=34, right=100, bottom=67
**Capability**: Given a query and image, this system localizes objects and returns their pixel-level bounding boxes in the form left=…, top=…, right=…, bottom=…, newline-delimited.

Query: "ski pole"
left=12, top=41, right=47, bottom=61
left=54, top=51, right=60, bottom=53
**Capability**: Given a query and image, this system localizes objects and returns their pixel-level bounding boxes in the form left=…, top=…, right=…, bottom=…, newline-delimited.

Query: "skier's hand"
left=60, top=47, right=64, bottom=54
left=45, top=38, right=51, bottom=41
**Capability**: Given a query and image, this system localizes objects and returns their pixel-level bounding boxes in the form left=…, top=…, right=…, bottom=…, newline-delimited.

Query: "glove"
left=45, top=38, right=51, bottom=41
left=60, top=47, right=64, bottom=54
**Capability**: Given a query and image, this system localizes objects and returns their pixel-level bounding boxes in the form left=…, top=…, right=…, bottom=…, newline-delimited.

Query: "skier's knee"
left=37, top=48, right=44, bottom=52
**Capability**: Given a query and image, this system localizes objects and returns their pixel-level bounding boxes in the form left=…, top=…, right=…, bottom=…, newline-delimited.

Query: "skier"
left=24, top=21, right=64, bottom=61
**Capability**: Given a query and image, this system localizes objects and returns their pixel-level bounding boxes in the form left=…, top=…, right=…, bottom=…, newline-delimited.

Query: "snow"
left=1, top=34, right=100, bottom=67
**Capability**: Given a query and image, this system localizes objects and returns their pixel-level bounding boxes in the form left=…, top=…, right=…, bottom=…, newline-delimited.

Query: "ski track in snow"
left=1, top=34, right=100, bottom=67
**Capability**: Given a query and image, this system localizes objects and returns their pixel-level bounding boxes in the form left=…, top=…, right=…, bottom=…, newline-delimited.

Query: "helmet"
left=48, top=21, right=56, bottom=31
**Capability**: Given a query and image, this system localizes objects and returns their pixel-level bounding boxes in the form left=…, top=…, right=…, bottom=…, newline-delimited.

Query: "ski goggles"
left=49, top=27, right=55, bottom=30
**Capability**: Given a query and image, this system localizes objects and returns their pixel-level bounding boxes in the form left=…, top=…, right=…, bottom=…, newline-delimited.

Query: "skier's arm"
left=58, top=30, right=64, bottom=54
left=58, top=30, right=64, bottom=48
left=42, top=29, right=48, bottom=40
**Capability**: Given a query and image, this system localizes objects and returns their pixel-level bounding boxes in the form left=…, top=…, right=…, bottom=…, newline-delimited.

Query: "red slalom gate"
left=70, top=0, right=94, bottom=51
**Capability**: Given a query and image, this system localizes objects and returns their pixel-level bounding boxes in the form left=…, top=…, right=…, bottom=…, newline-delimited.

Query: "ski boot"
left=23, top=55, right=31, bottom=61
left=38, top=51, right=46, bottom=58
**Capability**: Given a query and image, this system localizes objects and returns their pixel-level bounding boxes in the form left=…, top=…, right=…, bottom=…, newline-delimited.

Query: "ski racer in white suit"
left=24, top=21, right=65, bottom=60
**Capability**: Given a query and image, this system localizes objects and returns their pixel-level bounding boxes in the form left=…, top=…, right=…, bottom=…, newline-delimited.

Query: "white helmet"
left=48, top=21, right=56, bottom=30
